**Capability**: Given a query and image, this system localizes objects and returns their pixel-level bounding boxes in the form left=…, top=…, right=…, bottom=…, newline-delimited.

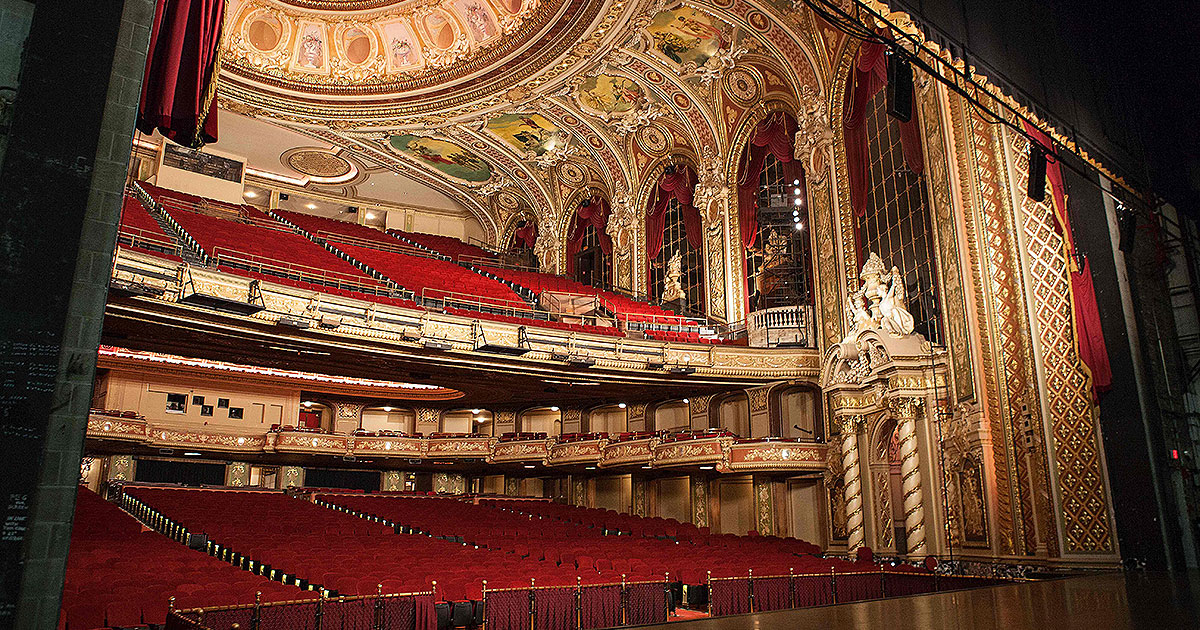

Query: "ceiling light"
left=365, top=212, right=375, bottom=220
left=472, top=408, right=482, bottom=414
left=523, top=465, right=536, bottom=469
left=682, top=398, right=689, bottom=404
left=618, top=403, right=627, bottom=409
left=382, top=406, right=393, bottom=412
left=474, top=417, right=486, bottom=423
left=641, top=465, right=653, bottom=469
left=183, top=452, right=202, bottom=457
left=550, top=406, right=559, bottom=412
left=306, top=203, right=317, bottom=210
left=699, top=465, right=714, bottom=470
left=585, top=466, right=596, bottom=470
left=243, top=190, right=258, bottom=198
left=302, top=401, right=313, bottom=408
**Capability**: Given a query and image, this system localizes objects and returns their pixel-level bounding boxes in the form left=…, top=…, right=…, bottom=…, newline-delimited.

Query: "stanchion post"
left=250, top=591, right=261, bottom=630
left=879, top=566, right=886, bottom=598
left=315, top=590, right=325, bottom=630
left=664, top=572, right=671, bottom=620
left=529, top=578, right=536, bottom=630
left=706, top=571, right=712, bottom=617
left=788, top=568, right=795, bottom=609
left=575, top=576, right=582, bottom=630
left=373, top=583, right=384, bottom=630
left=621, top=574, right=627, bottom=626
left=748, top=568, right=755, bottom=614
left=830, top=567, right=838, bottom=604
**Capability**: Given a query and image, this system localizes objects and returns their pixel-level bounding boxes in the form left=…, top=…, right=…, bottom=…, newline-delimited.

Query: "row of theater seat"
left=131, top=183, right=730, bottom=344
left=60, top=488, right=310, bottom=630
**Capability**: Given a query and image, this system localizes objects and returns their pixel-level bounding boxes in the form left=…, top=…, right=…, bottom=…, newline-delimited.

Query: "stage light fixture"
left=1027, top=144, right=1047, bottom=202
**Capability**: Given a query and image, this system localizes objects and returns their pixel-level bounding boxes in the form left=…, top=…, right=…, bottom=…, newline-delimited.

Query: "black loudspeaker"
left=1118, top=204, right=1138, bottom=254
left=1027, top=145, right=1047, bottom=202
left=279, top=192, right=289, bottom=201
left=886, top=51, right=913, bottom=122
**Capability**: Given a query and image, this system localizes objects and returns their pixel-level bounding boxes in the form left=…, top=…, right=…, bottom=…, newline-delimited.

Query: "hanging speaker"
left=1027, top=145, right=1047, bottom=202
left=1118, top=204, right=1138, bottom=254
left=886, top=51, right=913, bottom=123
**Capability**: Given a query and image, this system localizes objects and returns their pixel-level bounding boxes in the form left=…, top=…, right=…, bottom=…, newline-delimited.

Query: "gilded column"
left=839, top=416, right=866, bottom=551
left=893, top=398, right=928, bottom=556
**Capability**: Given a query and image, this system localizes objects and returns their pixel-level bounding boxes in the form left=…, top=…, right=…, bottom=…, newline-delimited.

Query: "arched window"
left=646, top=165, right=704, bottom=316
left=574, top=222, right=611, bottom=289
left=857, top=87, right=941, bottom=343
left=744, top=154, right=814, bottom=310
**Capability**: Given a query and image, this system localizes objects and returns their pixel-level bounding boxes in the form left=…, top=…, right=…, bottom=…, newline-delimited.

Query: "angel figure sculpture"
left=662, top=250, right=685, bottom=303
left=879, top=266, right=915, bottom=336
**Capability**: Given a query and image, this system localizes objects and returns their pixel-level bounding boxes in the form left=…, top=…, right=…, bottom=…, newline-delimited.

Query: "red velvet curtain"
left=533, top=588, right=576, bottom=630
left=415, top=594, right=436, bottom=630
left=736, top=112, right=806, bottom=249
left=511, top=221, right=537, bottom=250
left=484, top=589, right=530, bottom=630
left=566, top=195, right=612, bottom=276
left=137, top=0, right=226, bottom=147
left=1023, top=122, right=1112, bottom=398
left=580, top=585, right=621, bottom=630
left=646, top=165, right=700, bottom=261
left=843, top=36, right=924, bottom=218
left=708, top=580, right=750, bottom=617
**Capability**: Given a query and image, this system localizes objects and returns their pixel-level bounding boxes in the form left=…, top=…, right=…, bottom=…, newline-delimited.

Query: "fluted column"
left=840, top=416, right=866, bottom=551
left=894, top=398, right=927, bottom=556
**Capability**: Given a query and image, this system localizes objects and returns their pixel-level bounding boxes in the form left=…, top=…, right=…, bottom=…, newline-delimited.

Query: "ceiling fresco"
left=216, top=0, right=839, bottom=246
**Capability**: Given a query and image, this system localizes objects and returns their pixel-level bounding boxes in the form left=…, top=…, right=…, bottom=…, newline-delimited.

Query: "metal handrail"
left=210, top=248, right=391, bottom=293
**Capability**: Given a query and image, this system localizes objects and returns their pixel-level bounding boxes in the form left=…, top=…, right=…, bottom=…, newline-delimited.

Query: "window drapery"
left=843, top=36, right=924, bottom=218
left=646, top=166, right=701, bottom=262
left=566, top=195, right=612, bottom=276
left=736, top=112, right=806, bottom=248
left=137, top=0, right=226, bottom=147
left=511, top=220, right=538, bottom=250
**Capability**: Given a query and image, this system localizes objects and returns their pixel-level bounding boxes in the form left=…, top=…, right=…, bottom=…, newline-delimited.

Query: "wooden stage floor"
left=642, top=571, right=1200, bottom=629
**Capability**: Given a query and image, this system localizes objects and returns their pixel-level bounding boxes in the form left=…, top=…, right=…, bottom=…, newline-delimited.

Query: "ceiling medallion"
left=723, top=66, right=760, bottom=105
left=636, top=123, right=671, bottom=156
left=558, top=161, right=587, bottom=186
left=285, top=149, right=355, bottom=177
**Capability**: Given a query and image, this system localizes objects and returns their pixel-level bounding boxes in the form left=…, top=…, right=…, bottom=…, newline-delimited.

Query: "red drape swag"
left=414, top=593, right=437, bottom=630
left=565, top=195, right=612, bottom=276
left=843, top=35, right=924, bottom=219
left=137, top=0, right=226, bottom=147
left=510, top=220, right=537, bottom=250
left=646, top=165, right=701, bottom=261
left=736, top=111, right=806, bottom=249
left=1023, top=122, right=1112, bottom=399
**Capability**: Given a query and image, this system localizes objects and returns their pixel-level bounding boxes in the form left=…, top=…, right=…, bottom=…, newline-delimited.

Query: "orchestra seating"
left=315, top=494, right=858, bottom=585
left=59, top=487, right=308, bottom=630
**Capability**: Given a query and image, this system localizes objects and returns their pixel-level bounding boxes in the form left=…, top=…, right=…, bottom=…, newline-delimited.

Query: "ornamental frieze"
left=491, top=440, right=551, bottom=462
left=727, top=442, right=825, bottom=471
left=599, top=439, right=655, bottom=466
left=547, top=440, right=604, bottom=464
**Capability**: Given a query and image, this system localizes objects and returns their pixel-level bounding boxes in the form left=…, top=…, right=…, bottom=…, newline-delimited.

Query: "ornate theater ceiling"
left=217, top=0, right=851, bottom=245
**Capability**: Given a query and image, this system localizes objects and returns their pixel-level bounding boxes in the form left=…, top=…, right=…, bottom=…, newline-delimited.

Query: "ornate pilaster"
left=280, top=465, right=304, bottom=489
left=690, top=475, right=709, bottom=528
left=225, top=461, right=250, bottom=487
left=633, top=477, right=647, bottom=517
left=688, top=395, right=714, bottom=429
left=434, top=472, right=467, bottom=495
left=334, top=402, right=365, bottom=433
left=505, top=476, right=521, bottom=497
left=106, top=454, right=133, bottom=483
left=753, top=476, right=774, bottom=536
left=382, top=470, right=403, bottom=492
left=839, top=415, right=866, bottom=551
left=892, top=397, right=927, bottom=556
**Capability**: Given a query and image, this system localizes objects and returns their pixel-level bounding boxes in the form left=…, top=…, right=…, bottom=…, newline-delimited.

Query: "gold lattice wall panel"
left=1009, top=131, right=1113, bottom=554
